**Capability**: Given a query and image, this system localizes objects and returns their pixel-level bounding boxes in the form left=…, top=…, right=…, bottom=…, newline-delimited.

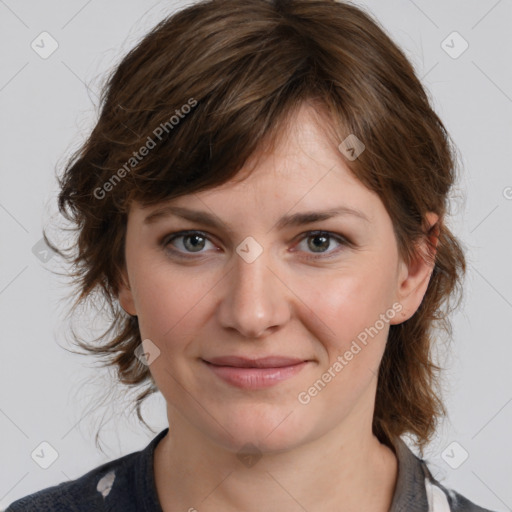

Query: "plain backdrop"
left=1, top=0, right=511, bottom=510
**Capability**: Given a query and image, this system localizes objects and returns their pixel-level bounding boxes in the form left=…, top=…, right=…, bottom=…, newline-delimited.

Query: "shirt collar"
left=388, top=434, right=432, bottom=512
left=144, top=429, right=433, bottom=512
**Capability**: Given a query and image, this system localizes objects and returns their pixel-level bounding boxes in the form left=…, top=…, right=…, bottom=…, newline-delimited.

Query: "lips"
left=203, top=356, right=307, bottom=368
left=202, top=356, right=309, bottom=389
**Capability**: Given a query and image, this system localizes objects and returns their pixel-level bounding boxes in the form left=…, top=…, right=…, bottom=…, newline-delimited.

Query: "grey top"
left=6, top=428, right=496, bottom=511
left=387, top=434, right=496, bottom=511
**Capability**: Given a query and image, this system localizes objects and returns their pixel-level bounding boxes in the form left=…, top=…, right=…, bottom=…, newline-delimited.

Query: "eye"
left=293, top=230, right=350, bottom=259
left=162, top=229, right=351, bottom=259
left=163, top=230, right=216, bottom=256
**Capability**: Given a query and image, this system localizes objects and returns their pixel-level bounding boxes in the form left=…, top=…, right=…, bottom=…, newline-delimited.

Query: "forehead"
left=130, top=103, right=381, bottom=227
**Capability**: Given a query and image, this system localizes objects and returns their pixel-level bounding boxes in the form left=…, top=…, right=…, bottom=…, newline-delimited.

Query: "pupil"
left=186, top=234, right=204, bottom=251
left=310, top=234, right=328, bottom=252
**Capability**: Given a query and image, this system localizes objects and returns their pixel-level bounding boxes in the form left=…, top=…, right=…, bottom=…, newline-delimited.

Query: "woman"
left=6, top=0, right=496, bottom=510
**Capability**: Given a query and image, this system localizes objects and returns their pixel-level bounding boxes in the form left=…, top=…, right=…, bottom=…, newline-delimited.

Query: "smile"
left=201, top=358, right=309, bottom=389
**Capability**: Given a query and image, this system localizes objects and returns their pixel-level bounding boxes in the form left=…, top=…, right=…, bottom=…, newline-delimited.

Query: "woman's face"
left=119, top=103, right=436, bottom=453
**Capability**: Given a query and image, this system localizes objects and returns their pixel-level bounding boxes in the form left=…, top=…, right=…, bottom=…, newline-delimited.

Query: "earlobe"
left=391, top=212, right=439, bottom=324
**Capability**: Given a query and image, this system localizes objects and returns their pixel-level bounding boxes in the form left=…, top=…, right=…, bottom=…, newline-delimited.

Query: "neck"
left=154, top=410, right=398, bottom=512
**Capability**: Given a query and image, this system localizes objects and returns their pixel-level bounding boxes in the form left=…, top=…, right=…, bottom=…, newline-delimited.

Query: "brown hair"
left=46, top=0, right=466, bottom=456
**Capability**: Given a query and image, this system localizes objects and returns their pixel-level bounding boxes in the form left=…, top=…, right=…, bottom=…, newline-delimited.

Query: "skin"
left=119, top=103, right=439, bottom=512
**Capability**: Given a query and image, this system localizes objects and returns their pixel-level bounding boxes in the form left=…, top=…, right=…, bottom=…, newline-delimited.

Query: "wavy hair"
left=45, top=0, right=466, bottom=456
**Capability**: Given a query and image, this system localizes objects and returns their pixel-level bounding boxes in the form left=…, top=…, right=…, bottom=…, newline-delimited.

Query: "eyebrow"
left=144, top=204, right=370, bottom=232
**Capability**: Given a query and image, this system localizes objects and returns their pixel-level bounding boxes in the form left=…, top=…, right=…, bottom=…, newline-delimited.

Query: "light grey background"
left=1, top=0, right=511, bottom=510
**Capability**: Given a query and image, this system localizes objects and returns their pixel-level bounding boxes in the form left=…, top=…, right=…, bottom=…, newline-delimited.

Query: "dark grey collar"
left=388, top=435, right=432, bottom=512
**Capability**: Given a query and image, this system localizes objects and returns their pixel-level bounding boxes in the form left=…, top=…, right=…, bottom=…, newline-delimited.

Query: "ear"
left=390, top=212, right=439, bottom=324
left=118, top=268, right=137, bottom=316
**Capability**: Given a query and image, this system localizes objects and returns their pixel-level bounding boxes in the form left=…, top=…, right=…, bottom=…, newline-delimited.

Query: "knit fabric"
left=5, top=428, right=496, bottom=511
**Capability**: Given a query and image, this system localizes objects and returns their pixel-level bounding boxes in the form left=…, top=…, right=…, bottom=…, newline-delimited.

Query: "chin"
left=205, top=405, right=312, bottom=455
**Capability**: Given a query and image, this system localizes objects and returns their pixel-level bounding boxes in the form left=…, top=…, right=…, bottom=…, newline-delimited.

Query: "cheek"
left=130, top=260, right=215, bottom=345
left=303, top=264, right=395, bottom=360
left=301, top=276, right=393, bottom=412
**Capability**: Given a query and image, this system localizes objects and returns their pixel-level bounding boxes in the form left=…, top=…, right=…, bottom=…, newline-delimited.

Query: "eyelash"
left=161, top=230, right=352, bottom=260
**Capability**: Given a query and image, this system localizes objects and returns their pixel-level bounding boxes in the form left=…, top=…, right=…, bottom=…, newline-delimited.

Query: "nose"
left=216, top=246, right=292, bottom=339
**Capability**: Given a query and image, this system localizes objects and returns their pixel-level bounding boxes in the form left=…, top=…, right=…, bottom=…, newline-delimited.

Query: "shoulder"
left=5, top=429, right=168, bottom=512
left=424, top=475, right=498, bottom=512
left=389, top=435, right=498, bottom=512
left=5, top=454, right=136, bottom=512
